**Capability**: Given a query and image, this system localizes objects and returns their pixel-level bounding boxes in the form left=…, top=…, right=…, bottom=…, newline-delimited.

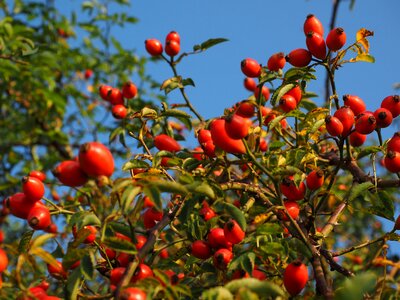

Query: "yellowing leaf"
left=356, top=28, right=374, bottom=53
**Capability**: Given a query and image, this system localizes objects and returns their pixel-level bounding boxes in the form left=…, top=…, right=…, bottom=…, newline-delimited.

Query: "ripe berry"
left=110, top=267, right=126, bottom=286
left=235, top=100, right=255, bottom=118
left=28, top=206, right=51, bottom=230
left=384, top=151, right=400, bottom=173
left=285, top=86, right=302, bottom=104
left=343, top=95, right=366, bottom=116
left=243, top=77, right=257, bottom=91
left=278, top=201, right=300, bottom=221
left=267, top=52, right=286, bottom=71
left=202, top=141, right=216, bottom=158
left=197, top=129, right=212, bottom=144
left=303, top=14, right=324, bottom=36
left=27, top=286, right=47, bottom=299
left=325, top=115, right=344, bottom=137
left=333, top=106, right=355, bottom=137
left=22, top=176, right=45, bottom=203
left=165, top=31, right=180, bottom=43
left=326, top=27, right=346, bottom=51
left=79, top=142, right=115, bottom=177
left=306, top=31, right=326, bottom=60
left=355, top=112, right=376, bottom=134
left=132, top=263, right=153, bottom=282
left=191, top=240, right=212, bottom=259
left=143, top=207, right=163, bottom=229
left=145, top=39, right=163, bottom=56
left=84, top=69, right=93, bottom=79
left=6, top=193, right=43, bottom=220
left=374, top=108, right=393, bottom=128
left=29, top=170, right=46, bottom=182
left=279, top=94, right=297, bottom=113
left=254, top=86, right=270, bottom=101
left=259, top=138, right=268, bottom=152
left=306, top=169, right=324, bottom=190
left=210, top=118, right=246, bottom=154
left=224, top=114, right=252, bottom=140
left=154, top=134, right=181, bottom=152
left=381, top=95, right=400, bottom=118
left=241, top=58, right=261, bottom=78
left=52, top=160, right=88, bottom=187
left=285, top=49, right=312, bottom=68
left=120, top=287, right=147, bottom=300
left=111, top=104, right=127, bottom=119
left=99, top=85, right=112, bottom=101
left=283, top=261, right=309, bottom=296
left=0, top=248, right=8, bottom=273
left=351, top=133, right=368, bottom=148
left=224, top=219, right=245, bottom=244
left=122, top=81, right=138, bottom=99
left=199, top=201, right=216, bottom=221
left=213, top=248, right=233, bottom=270
left=280, top=177, right=306, bottom=201
left=208, top=228, right=232, bottom=250
left=47, top=261, right=67, bottom=280
left=72, top=225, right=97, bottom=244
left=107, top=88, right=124, bottom=105
left=165, top=40, right=180, bottom=56
left=387, top=132, right=400, bottom=152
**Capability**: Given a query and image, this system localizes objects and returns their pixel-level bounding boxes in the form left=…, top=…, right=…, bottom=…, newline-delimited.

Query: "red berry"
left=278, top=201, right=300, bottom=221
left=374, top=108, right=393, bottom=128
left=84, top=69, right=93, bottom=79
left=384, top=151, right=400, bottom=173
left=333, top=106, right=355, bottom=137
left=112, top=104, right=127, bottom=119
left=224, top=114, right=252, bottom=140
left=22, top=176, right=45, bottom=203
left=197, top=129, right=213, bottom=144
left=387, top=132, right=400, bottom=152
left=283, top=261, right=309, bottom=296
left=0, top=248, right=8, bottom=273
left=349, top=131, right=367, bottom=147
left=165, top=31, right=180, bottom=44
left=267, top=52, right=286, bottom=71
left=254, top=86, right=270, bottom=101
left=110, top=267, right=126, bottom=286
left=6, top=193, right=44, bottom=220
left=145, top=39, right=163, bottom=56
left=191, top=240, right=212, bottom=259
left=131, top=263, right=153, bottom=282
left=279, top=94, right=297, bottom=113
left=107, top=88, right=124, bottom=105
left=213, top=248, right=233, bottom=270
left=210, top=118, right=246, bottom=154
left=306, top=170, right=324, bottom=190
left=99, top=85, right=112, bottom=101
left=28, top=286, right=47, bottom=299
left=79, top=142, right=115, bottom=177
left=208, top=228, right=232, bottom=250
left=52, top=160, right=88, bottom=187
left=223, top=219, right=245, bottom=244
left=143, top=207, right=163, bottom=229
left=381, top=95, right=400, bottom=118
left=165, top=40, right=180, bottom=57
left=199, top=201, right=216, bottom=221
left=306, top=31, right=326, bottom=60
left=72, top=225, right=97, bottom=244
left=325, top=115, right=344, bottom=136
left=235, top=100, right=256, bottom=118
left=343, top=95, right=366, bottom=116
left=286, top=49, right=312, bottom=67
left=243, top=77, right=257, bottom=92
left=47, top=261, right=67, bottom=280
left=120, top=287, right=147, bottom=300
left=280, top=177, right=306, bottom=201
left=259, top=139, right=268, bottom=152
left=355, top=112, right=376, bottom=134
left=202, top=141, right=216, bottom=158
left=154, top=134, right=181, bottom=152
left=326, top=27, right=346, bottom=51
left=28, top=206, right=51, bottom=230
left=29, top=170, right=46, bottom=182
left=285, top=86, right=302, bottom=104
left=303, top=14, right=324, bottom=36
left=122, top=81, right=137, bottom=99
left=241, top=58, right=261, bottom=78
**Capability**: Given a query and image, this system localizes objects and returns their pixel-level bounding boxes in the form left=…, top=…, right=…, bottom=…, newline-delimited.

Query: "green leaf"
left=201, top=287, right=233, bottom=300
left=66, top=267, right=82, bottom=300
left=143, top=185, right=162, bottom=211
left=150, top=180, right=189, bottom=195
left=63, top=248, right=87, bottom=270
left=102, top=236, right=137, bottom=254
left=80, top=253, right=95, bottom=280
left=225, top=278, right=285, bottom=297
left=160, top=76, right=183, bottom=94
left=182, top=78, right=195, bottom=87
left=367, top=190, right=395, bottom=221
left=178, top=197, right=197, bottom=224
left=221, top=202, right=246, bottom=231
left=256, top=223, right=282, bottom=235
left=122, top=159, right=150, bottom=171
left=309, top=118, right=325, bottom=134
left=271, top=83, right=295, bottom=107
left=356, top=146, right=381, bottom=159
left=334, top=272, right=376, bottom=300
left=161, top=108, right=191, bottom=119
left=69, top=211, right=101, bottom=229
left=229, top=252, right=256, bottom=275
left=268, top=141, right=286, bottom=150
left=18, top=230, right=34, bottom=253
left=120, top=186, right=141, bottom=214
left=258, top=241, right=285, bottom=256
left=186, top=181, right=216, bottom=199
left=193, top=38, right=229, bottom=51
left=348, top=182, right=374, bottom=202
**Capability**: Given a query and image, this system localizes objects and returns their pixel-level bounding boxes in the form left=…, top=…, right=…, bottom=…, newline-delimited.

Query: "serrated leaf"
left=193, top=38, right=228, bottom=52
left=348, top=182, right=374, bottom=202
left=69, top=211, right=101, bottom=229
left=268, top=115, right=286, bottom=131
left=80, top=253, right=95, bottom=280
left=103, top=236, right=137, bottom=254
left=121, top=185, right=141, bottom=213
left=178, top=197, right=197, bottom=224
left=201, top=287, right=233, bottom=300
left=367, top=190, right=395, bottom=221
left=356, top=146, right=381, bottom=159
left=143, top=185, right=162, bottom=211
left=229, top=252, right=256, bottom=275
left=335, top=272, right=376, bottom=300
left=141, top=107, right=157, bottom=118
left=161, top=108, right=191, bottom=119
left=122, top=159, right=150, bottom=171
left=186, top=181, right=215, bottom=199
left=259, top=241, right=285, bottom=256
left=18, top=230, right=34, bottom=253
left=225, top=278, right=285, bottom=297
left=271, top=83, right=295, bottom=107
left=222, top=202, right=246, bottom=231
left=310, top=119, right=325, bottom=134
left=160, top=76, right=183, bottom=94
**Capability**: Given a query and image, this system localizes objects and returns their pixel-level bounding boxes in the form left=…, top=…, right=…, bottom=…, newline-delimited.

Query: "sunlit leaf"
left=193, top=38, right=229, bottom=51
